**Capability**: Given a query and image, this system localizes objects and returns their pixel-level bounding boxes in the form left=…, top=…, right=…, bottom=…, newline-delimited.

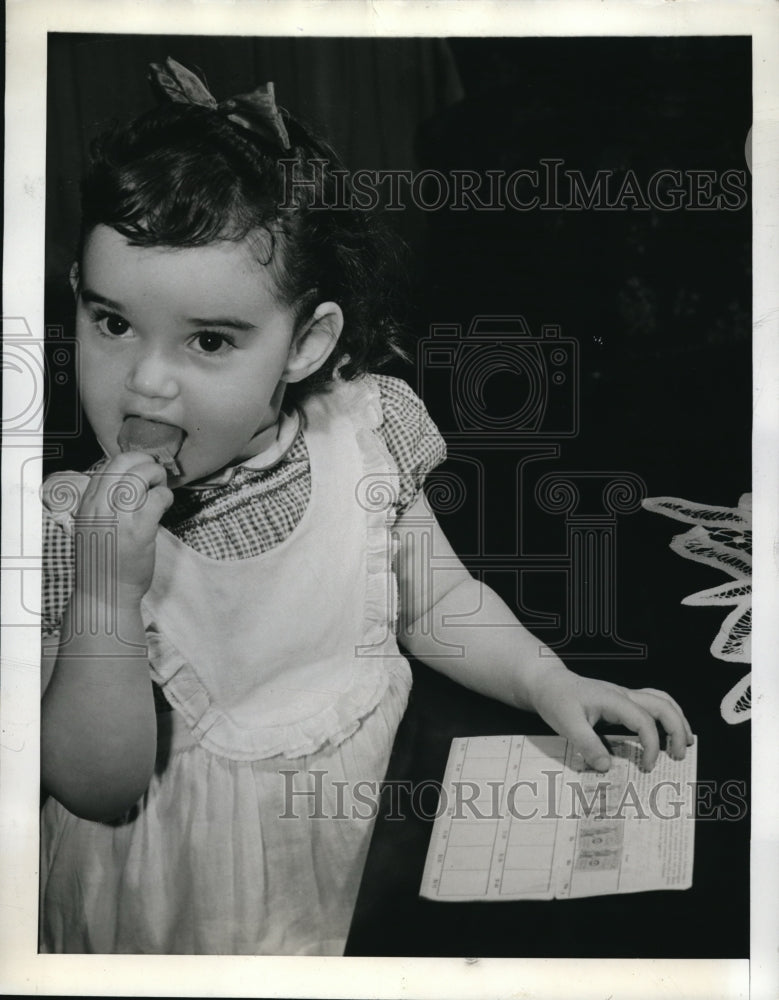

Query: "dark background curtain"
left=45, top=33, right=463, bottom=286
left=45, top=33, right=751, bottom=502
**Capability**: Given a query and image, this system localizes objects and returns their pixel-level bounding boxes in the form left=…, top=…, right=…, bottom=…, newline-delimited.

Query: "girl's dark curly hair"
left=78, top=99, right=409, bottom=402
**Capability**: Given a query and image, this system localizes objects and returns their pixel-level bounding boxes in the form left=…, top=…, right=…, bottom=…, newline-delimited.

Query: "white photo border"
left=3, top=2, right=777, bottom=997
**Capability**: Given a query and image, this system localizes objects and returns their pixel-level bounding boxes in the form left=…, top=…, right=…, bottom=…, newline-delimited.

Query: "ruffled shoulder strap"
left=340, top=371, right=385, bottom=430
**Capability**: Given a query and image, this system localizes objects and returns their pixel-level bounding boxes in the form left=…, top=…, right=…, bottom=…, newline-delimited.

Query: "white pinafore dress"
left=39, top=377, right=412, bottom=954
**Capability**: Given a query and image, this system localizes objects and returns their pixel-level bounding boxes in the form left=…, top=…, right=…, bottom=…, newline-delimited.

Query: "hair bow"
left=148, top=56, right=291, bottom=150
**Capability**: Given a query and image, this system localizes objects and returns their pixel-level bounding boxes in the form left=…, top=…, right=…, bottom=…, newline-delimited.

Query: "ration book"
left=420, top=734, right=697, bottom=901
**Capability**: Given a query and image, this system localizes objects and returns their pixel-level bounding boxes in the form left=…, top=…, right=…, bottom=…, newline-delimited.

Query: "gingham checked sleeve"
left=372, top=373, right=447, bottom=516
left=42, top=508, right=74, bottom=638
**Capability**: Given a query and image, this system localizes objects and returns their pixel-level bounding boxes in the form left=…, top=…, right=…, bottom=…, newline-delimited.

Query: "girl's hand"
left=74, top=452, right=174, bottom=609
left=528, top=666, right=694, bottom=772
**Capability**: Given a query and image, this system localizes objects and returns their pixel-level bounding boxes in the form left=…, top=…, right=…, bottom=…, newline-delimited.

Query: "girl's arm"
left=41, top=455, right=172, bottom=821
left=393, top=493, right=693, bottom=772
left=42, top=601, right=157, bottom=821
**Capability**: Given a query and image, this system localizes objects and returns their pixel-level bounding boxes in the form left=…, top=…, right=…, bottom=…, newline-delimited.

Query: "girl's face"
left=75, top=225, right=305, bottom=486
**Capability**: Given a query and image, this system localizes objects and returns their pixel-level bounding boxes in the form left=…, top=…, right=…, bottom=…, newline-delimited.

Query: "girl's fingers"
left=99, top=450, right=161, bottom=475
left=140, top=461, right=169, bottom=490
left=145, top=485, right=175, bottom=521
left=80, top=459, right=168, bottom=517
left=598, top=694, right=662, bottom=771
left=546, top=704, right=613, bottom=772
left=627, top=690, right=692, bottom=760
left=572, top=729, right=613, bottom=773
left=539, top=677, right=692, bottom=775
left=635, top=687, right=695, bottom=745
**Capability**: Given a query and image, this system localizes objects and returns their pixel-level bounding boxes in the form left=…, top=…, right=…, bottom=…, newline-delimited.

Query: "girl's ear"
left=69, top=262, right=80, bottom=297
left=283, top=301, right=343, bottom=384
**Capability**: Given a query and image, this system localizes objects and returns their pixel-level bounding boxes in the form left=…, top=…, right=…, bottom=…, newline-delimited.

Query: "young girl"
left=40, top=59, right=692, bottom=955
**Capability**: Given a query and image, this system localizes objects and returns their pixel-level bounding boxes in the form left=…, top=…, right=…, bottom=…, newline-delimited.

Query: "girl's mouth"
left=117, top=416, right=186, bottom=476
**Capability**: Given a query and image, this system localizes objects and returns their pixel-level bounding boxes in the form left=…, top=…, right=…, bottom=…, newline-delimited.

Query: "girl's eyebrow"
left=186, top=315, right=258, bottom=332
left=80, top=288, right=125, bottom=311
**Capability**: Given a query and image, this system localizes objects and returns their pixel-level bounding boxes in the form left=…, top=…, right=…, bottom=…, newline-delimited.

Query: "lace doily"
left=642, top=493, right=752, bottom=724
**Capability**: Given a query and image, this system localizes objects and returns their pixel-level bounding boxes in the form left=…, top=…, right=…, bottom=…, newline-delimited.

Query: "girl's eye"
left=194, top=332, right=233, bottom=355
left=95, top=313, right=131, bottom=337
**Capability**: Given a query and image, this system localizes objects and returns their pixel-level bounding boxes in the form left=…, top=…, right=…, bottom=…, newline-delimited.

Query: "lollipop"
left=118, top=417, right=184, bottom=476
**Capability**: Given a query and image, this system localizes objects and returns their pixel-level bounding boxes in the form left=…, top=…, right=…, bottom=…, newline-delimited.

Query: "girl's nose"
left=124, top=350, right=179, bottom=400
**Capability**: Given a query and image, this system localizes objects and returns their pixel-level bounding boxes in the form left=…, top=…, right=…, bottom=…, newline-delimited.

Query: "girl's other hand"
left=74, top=452, right=174, bottom=609
left=528, top=667, right=694, bottom=772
